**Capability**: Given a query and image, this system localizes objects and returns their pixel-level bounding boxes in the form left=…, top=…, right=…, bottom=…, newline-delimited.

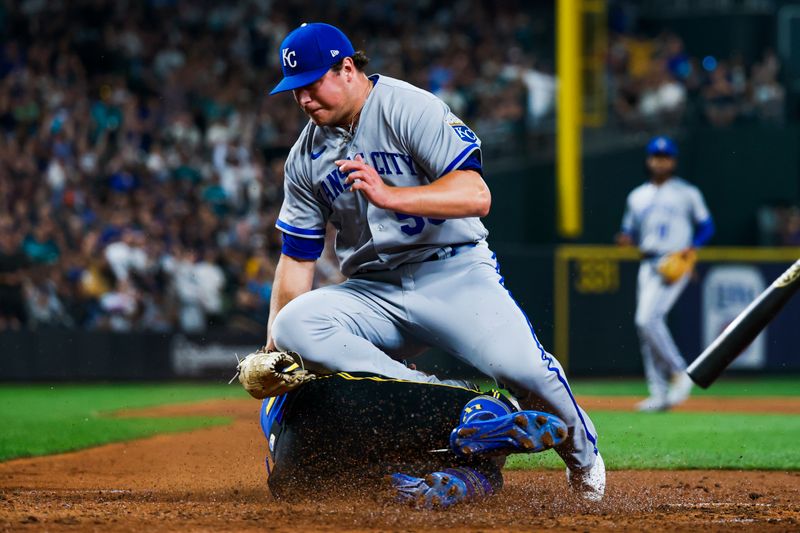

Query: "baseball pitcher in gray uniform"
left=265, top=22, right=604, bottom=501
left=617, top=136, right=715, bottom=412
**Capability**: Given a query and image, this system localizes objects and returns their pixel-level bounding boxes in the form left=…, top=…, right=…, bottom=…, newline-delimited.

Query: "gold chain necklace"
left=346, top=78, right=372, bottom=136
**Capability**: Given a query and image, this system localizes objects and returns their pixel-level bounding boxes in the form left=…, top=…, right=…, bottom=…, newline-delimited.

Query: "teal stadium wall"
left=486, top=125, right=800, bottom=247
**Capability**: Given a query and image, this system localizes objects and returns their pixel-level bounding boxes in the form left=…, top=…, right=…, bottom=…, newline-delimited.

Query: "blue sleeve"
left=456, top=150, right=482, bottom=176
left=692, top=217, right=715, bottom=247
left=281, top=233, right=324, bottom=260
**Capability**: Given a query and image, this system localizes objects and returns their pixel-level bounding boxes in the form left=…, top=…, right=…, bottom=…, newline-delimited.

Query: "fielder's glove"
left=657, top=249, right=697, bottom=284
left=236, top=348, right=316, bottom=399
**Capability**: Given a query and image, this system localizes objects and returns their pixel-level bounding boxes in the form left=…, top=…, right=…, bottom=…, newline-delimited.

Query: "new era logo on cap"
left=269, top=23, right=355, bottom=95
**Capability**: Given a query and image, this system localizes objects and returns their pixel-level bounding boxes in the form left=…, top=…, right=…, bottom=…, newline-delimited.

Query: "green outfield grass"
left=507, top=377, right=800, bottom=470
left=0, top=379, right=797, bottom=469
left=508, top=411, right=800, bottom=471
left=0, top=383, right=247, bottom=462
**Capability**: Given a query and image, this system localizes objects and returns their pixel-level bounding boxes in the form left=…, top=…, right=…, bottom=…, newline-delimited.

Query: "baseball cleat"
left=450, top=410, right=569, bottom=457
left=566, top=453, right=606, bottom=502
left=666, top=372, right=693, bottom=407
left=387, top=472, right=467, bottom=509
left=635, top=396, right=670, bottom=412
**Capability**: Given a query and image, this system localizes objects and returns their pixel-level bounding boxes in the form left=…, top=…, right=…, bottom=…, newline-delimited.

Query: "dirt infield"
left=578, top=395, right=800, bottom=414
left=1, top=397, right=798, bottom=532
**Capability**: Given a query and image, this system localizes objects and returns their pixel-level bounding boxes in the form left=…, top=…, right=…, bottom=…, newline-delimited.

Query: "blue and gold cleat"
left=387, top=472, right=468, bottom=509
left=450, top=408, right=569, bottom=457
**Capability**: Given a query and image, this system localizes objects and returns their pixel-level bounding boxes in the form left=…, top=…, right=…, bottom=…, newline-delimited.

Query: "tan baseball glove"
left=657, top=249, right=697, bottom=284
left=236, top=348, right=316, bottom=399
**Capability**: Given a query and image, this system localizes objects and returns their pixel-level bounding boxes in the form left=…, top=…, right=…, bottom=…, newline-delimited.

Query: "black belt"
left=642, top=252, right=680, bottom=263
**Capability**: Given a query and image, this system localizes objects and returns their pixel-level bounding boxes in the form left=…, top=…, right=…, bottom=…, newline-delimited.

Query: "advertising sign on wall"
left=702, top=266, right=767, bottom=370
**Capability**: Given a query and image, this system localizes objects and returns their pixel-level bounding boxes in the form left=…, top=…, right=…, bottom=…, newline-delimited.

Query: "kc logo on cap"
left=270, top=23, right=355, bottom=95
left=282, top=48, right=297, bottom=68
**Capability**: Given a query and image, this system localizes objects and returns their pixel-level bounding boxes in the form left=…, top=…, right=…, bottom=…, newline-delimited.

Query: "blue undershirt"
left=692, top=217, right=715, bottom=247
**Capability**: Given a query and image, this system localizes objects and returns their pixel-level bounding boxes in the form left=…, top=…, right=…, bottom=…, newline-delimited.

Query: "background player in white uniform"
left=617, top=136, right=715, bottom=412
left=264, top=23, right=605, bottom=500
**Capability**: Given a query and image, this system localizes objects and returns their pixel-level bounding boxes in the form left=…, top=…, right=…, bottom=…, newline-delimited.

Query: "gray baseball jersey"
left=621, top=177, right=710, bottom=256
left=271, top=74, right=601, bottom=473
left=277, top=74, right=488, bottom=276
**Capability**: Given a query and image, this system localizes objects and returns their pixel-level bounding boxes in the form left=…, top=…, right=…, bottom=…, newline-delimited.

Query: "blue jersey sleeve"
left=400, top=95, right=482, bottom=180
left=282, top=233, right=324, bottom=260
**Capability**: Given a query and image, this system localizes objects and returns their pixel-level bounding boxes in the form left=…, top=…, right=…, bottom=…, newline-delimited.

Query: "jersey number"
left=394, top=213, right=445, bottom=236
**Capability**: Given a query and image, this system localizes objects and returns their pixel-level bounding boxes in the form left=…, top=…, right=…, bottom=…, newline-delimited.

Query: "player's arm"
left=615, top=194, right=637, bottom=246
left=615, top=232, right=634, bottom=246
left=336, top=154, right=490, bottom=218
left=338, top=97, right=493, bottom=219
left=265, top=253, right=316, bottom=351
left=688, top=186, right=715, bottom=250
left=691, top=217, right=714, bottom=248
left=267, top=148, right=329, bottom=351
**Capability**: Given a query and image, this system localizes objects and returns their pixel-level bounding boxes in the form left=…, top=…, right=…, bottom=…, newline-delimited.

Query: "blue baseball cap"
left=269, top=23, right=355, bottom=95
left=646, top=136, right=678, bottom=157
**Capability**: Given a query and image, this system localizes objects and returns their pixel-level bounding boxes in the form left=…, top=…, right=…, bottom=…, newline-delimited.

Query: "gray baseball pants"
left=272, top=243, right=599, bottom=470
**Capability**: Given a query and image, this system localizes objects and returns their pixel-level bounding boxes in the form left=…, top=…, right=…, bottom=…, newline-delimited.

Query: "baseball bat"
left=687, top=259, right=800, bottom=388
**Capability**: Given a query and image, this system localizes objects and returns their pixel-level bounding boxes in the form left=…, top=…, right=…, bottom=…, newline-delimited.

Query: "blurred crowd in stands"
left=0, top=0, right=791, bottom=333
left=758, top=204, right=800, bottom=247
left=608, top=32, right=786, bottom=129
